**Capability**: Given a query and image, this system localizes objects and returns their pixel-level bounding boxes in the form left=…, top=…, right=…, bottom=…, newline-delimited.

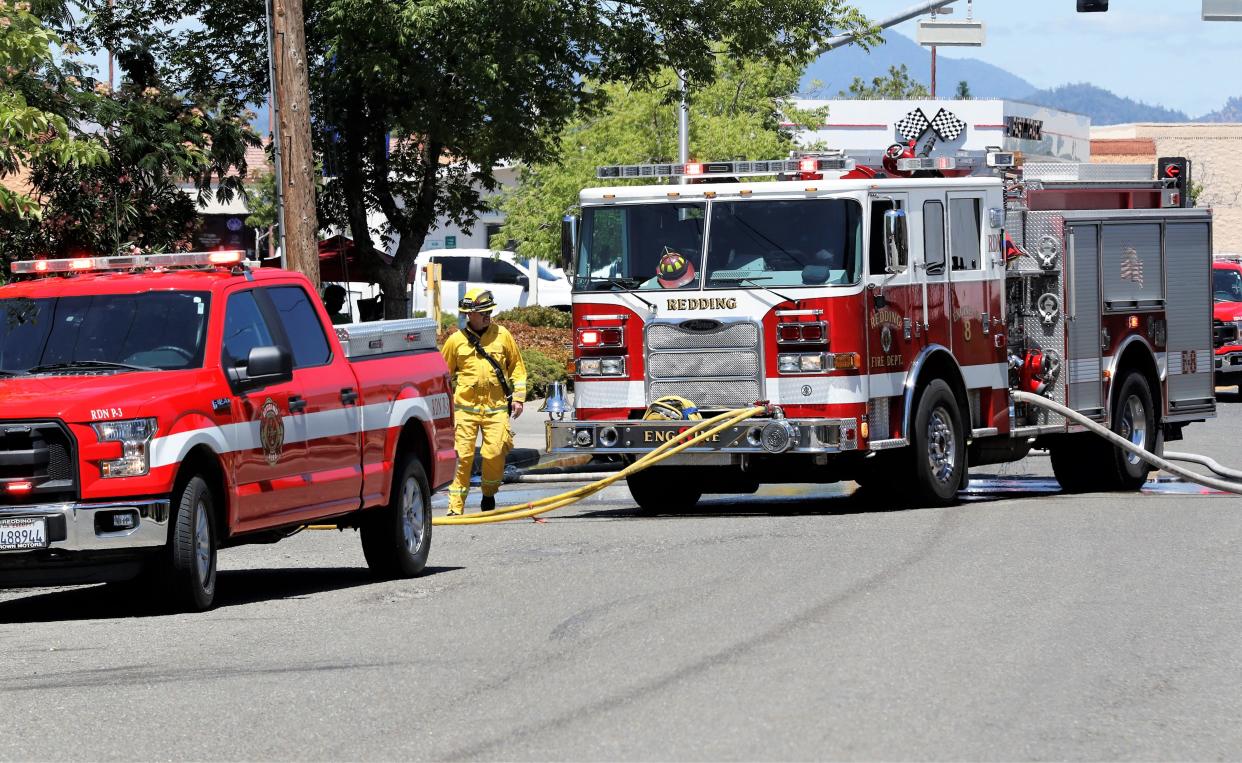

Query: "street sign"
left=445, top=235, right=457, bottom=249
left=916, top=19, right=985, bottom=46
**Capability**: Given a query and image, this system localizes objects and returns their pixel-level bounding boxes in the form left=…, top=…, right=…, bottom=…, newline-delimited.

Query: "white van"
left=411, top=249, right=572, bottom=315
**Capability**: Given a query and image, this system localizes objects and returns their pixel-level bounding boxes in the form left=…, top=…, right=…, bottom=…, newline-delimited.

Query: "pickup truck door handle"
left=341, top=388, right=358, bottom=405
left=288, top=395, right=307, bottom=414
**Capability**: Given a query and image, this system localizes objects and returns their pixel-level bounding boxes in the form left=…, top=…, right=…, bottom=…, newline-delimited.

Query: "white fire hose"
left=1010, top=390, right=1242, bottom=495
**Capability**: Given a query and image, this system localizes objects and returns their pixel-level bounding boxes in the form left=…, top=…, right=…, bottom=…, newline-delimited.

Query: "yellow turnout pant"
left=447, top=406, right=513, bottom=514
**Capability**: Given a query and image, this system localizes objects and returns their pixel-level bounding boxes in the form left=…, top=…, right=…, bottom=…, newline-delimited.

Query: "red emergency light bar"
left=12, top=250, right=245, bottom=275
left=597, top=156, right=856, bottom=180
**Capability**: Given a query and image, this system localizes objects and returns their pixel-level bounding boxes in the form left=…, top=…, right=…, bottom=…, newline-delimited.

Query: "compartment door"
left=1066, top=224, right=1103, bottom=415
left=1165, top=221, right=1214, bottom=411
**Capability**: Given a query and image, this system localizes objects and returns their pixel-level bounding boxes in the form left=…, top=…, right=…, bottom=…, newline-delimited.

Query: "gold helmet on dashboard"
left=459, top=287, right=497, bottom=314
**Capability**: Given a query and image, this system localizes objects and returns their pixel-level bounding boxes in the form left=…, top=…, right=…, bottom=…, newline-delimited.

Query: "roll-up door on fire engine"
left=1164, top=220, right=1214, bottom=410
left=1067, top=223, right=1103, bottom=414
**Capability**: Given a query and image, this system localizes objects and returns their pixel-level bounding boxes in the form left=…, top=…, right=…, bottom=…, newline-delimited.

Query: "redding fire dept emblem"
left=259, top=397, right=285, bottom=465
left=880, top=324, right=894, bottom=354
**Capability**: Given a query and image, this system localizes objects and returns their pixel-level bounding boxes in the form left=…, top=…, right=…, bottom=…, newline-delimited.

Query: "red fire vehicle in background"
left=1212, top=257, right=1242, bottom=391
left=0, top=252, right=455, bottom=610
left=548, top=146, right=1216, bottom=510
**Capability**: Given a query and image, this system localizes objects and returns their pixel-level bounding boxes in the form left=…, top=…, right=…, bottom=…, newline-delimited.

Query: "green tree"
left=838, top=64, right=930, bottom=100
left=955, top=80, right=972, bottom=100
left=496, top=57, right=826, bottom=265
left=93, top=0, right=875, bottom=317
left=0, top=0, right=106, bottom=221
left=0, top=3, right=258, bottom=264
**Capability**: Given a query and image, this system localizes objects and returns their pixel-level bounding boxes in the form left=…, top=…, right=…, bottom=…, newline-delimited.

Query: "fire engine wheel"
left=910, top=379, right=965, bottom=506
left=626, top=465, right=702, bottom=514
left=361, top=453, right=432, bottom=578
left=1050, top=371, right=1157, bottom=493
left=166, top=474, right=218, bottom=611
left=1109, top=372, right=1157, bottom=489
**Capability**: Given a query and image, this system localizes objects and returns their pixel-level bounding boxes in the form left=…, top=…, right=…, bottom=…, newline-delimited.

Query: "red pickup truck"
left=0, top=251, right=455, bottom=610
left=1213, top=258, right=1242, bottom=392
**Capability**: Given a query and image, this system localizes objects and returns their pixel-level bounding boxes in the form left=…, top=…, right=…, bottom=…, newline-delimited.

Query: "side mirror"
left=516, top=274, right=530, bottom=290
left=230, top=345, right=293, bottom=392
left=560, top=215, right=578, bottom=277
left=883, top=209, right=909, bottom=274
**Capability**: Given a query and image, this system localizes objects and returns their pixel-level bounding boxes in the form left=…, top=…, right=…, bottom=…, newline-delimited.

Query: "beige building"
left=1091, top=123, right=1242, bottom=254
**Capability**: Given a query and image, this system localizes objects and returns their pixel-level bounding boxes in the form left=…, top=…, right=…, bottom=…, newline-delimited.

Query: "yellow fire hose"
left=432, top=406, right=765, bottom=526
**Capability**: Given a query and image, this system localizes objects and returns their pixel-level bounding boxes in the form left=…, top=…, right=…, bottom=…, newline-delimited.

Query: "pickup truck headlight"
left=92, top=418, right=158, bottom=478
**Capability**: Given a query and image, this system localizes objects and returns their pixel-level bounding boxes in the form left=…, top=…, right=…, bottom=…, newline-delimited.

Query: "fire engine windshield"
left=705, top=199, right=862, bottom=288
left=0, top=292, right=211, bottom=374
left=575, top=203, right=706, bottom=291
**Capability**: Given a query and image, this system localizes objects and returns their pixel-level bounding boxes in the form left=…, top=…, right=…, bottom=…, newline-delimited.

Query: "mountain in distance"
left=800, top=31, right=1035, bottom=99
left=1200, top=96, right=1242, bottom=122
left=801, top=31, right=1236, bottom=125
left=1019, top=83, right=1188, bottom=124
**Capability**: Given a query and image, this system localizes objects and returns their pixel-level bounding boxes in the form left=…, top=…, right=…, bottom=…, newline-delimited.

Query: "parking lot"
left=2, top=395, right=1242, bottom=760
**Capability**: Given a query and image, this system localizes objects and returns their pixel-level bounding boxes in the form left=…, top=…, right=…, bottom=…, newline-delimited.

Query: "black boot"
left=480, top=495, right=496, bottom=512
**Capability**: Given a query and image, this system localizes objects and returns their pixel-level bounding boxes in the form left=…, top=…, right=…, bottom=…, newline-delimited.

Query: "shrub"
left=521, top=347, right=569, bottom=400
left=494, top=305, right=571, bottom=329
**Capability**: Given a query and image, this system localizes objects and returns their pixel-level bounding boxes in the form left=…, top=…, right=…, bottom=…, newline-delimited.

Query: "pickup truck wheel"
left=165, top=474, right=217, bottom=611
left=909, top=379, right=964, bottom=507
left=626, top=465, right=701, bottom=514
left=361, top=454, right=431, bottom=578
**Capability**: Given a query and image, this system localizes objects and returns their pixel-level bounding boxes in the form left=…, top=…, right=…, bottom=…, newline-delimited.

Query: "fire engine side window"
left=266, top=286, right=333, bottom=368
left=949, top=198, right=981, bottom=271
left=924, top=201, right=946, bottom=274
left=222, top=291, right=277, bottom=368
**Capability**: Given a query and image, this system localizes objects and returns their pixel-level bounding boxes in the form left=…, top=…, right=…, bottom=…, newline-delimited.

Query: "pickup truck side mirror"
left=516, top=273, right=530, bottom=290
left=230, top=345, right=293, bottom=393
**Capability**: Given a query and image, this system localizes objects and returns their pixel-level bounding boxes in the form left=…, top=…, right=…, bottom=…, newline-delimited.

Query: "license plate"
left=0, top=517, right=48, bottom=551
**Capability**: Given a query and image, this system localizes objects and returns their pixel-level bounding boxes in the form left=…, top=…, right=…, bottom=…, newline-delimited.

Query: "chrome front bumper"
left=546, top=418, right=858, bottom=455
left=0, top=498, right=170, bottom=554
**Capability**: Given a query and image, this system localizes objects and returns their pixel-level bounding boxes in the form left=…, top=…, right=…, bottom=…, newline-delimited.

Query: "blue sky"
left=854, top=0, right=1242, bottom=115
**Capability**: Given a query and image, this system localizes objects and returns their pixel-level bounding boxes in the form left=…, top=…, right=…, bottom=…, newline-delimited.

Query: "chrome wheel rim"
left=927, top=407, right=956, bottom=485
left=399, top=475, right=425, bottom=554
left=194, top=498, right=213, bottom=585
left=1119, top=395, right=1147, bottom=466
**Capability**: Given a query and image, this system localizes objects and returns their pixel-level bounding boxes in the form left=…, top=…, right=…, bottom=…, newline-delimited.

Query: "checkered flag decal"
left=929, top=108, right=967, bottom=141
left=895, top=108, right=930, bottom=142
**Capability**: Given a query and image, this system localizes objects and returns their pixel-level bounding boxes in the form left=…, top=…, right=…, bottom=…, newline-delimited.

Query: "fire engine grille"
left=645, top=320, right=763, bottom=410
left=0, top=421, right=78, bottom=506
left=647, top=351, right=758, bottom=380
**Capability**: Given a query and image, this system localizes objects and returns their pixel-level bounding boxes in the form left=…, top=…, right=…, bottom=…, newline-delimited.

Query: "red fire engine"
left=547, top=145, right=1216, bottom=510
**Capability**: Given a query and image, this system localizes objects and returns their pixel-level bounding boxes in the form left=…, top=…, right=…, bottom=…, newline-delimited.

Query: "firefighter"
left=440, top=288, right=527, bottom=515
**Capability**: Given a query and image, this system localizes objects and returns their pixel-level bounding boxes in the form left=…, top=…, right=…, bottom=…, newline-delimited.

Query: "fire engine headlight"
left=778, top=353, right=826, bottom=374
left=92, top=417, right=157, bottom=478
left=599, top=357, right=626, bottom=376
left=578, top=357, right=626, bottom=377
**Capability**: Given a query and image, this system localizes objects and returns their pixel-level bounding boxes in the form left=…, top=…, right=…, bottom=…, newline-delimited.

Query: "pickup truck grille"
left=0, top=421, right=77, bottom=506
left=645, top=320, right=763, bottom=410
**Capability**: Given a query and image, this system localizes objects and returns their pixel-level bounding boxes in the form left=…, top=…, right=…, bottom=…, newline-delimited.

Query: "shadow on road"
left=0, top=565, right=461, bottom=624
left=571, top=473, right=1070, bottom=520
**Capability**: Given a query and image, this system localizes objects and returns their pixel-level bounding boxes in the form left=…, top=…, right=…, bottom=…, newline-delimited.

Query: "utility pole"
left=266, top=0, right=320, bottom=287
left=677, top=71, right=690, bottom=185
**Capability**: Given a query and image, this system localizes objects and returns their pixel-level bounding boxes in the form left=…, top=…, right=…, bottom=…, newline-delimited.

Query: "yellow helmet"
left=459, top=287, right=497, bottom=314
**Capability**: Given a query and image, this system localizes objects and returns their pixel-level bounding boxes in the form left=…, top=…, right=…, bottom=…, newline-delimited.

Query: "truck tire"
left=166, top=474, right=218, bottom=611
left=626, top=465, right=701, bottom=514
left=1050, top=371, right=1157, bottom=493
left=909, top=379, right=965, bottom=506
left=1106, top=371, right=1157, bottom=490
left=361, top=453, right=432, bottom=578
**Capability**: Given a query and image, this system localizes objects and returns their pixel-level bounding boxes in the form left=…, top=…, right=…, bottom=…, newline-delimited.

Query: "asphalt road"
left=4, top=396, right=1242, bottom=760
